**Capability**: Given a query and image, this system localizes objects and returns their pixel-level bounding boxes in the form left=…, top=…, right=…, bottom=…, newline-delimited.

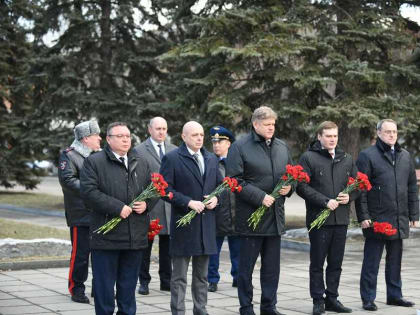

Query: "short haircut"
left=251, top=106, right=278, bottom=122
left=316, top=121, right=338, bottom=136
left=107, top=122, right=128, bottom=136
left=376, top=119, right=397, bottom=131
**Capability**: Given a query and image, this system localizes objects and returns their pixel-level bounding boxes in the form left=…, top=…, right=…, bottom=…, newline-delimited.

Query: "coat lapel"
left=179, top=144, right=203, bottom=186
left=145, top=138, right=161, bottom=164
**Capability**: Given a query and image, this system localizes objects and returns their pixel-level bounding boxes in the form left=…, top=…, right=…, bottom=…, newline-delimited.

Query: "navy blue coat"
left=160, top=143, right=222, bottom=257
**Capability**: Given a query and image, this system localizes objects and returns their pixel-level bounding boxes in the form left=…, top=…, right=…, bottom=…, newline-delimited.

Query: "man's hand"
left=262, top=194, right=275, bottom=207
left=410, top=221, right=419, bottom=228
left=278, top=185, right=291, bottom=196
left=361, top=219, right=372, bottom=229
left=132, top=201, right=147, bottom=214
left=336, top=192, right=349, bottom=205
left=204, top=196, right=218, bottom=210
left=188, top=200, right=205, bottom=213
left=327, top=199, right=339, bottom=211
left=120, top=205, right=132, bottom=219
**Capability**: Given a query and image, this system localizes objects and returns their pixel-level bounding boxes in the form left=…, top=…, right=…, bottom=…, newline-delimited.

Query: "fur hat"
left=74, top=120, right=100, bottom=140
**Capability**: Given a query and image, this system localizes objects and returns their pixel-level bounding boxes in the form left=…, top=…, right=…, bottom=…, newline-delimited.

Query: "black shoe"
left=313, top=301, right=325, bottom=315
left=387, top=298, right=414, bottom=307
left=138, top=283, right=149, bottom=295
left=232, top=279, right=238, bottom=287
left=325, top=299, right=352, bottom=313
left=260, top=310, right=285, bottom=315
left=362, top=301, right=377, bottom=311
left=208, top=282, right=217, bottom=292
left=71, top=293, right=90, bottom=304
left=160, top=283, right=170, bottom=291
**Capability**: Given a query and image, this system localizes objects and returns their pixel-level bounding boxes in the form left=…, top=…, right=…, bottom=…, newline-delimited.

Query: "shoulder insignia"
left=59, top=161, right=67, bottom=170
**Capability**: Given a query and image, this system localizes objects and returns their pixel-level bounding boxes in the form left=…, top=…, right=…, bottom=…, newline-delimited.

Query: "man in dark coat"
left=226, top=106, right=293, bottom=315
left=135, top=117, right=177, bottom=295
left=160, top=121, right=222, bottom=315
left=356, top=119, right=419, bottom=312
left=207, top=126, right=240, bottom=293
left=58, top=120, right=101, bottom=304
left=80, top=122, right=156, bottom=315
left=296, top=121, right=358, bottom=315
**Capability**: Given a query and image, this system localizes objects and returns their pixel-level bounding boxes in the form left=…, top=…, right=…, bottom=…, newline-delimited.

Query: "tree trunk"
left=99, top=0, right=112, bottom=92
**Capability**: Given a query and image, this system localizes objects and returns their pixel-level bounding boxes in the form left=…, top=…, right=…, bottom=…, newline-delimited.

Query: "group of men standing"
left=58, top=106, right=418, bottom=315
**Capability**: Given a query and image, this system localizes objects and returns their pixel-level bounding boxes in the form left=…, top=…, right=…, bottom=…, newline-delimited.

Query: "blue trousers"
left=208, top=235, right=240, bottom=284
left=92, top=249, right=143, bottom=315
left=238, top=236, right=281, bottom=315
left=360, top=238, right=402, bottom=303
left=68, top=226, right=90, bottom=296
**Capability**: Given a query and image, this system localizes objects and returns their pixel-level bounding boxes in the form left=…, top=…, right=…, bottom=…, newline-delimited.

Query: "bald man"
left=160, top=121, right=223, bottom=315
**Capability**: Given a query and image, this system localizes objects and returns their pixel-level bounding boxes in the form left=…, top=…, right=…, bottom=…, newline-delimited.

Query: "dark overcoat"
left=135, top=138, right=177, bottom=234
left=355, top=138, right=419, bottom=240
left=160, top=143, right=222, bottom=257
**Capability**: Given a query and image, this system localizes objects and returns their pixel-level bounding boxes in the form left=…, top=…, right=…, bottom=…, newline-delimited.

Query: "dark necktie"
left=119, top=156, right=127, bottom=169
left=391, top=148, right=395, bottom=163
left=266, top=139, right=271, bottom=147
left=158, top=144, right=164, bottom=160
left=193, top=153, right=204, bottom=176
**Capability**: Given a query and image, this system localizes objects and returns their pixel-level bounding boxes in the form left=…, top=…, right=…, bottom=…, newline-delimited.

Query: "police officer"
left=207, top=126, right=240, bottom=292
left=58, top=120, right=101, bottom=303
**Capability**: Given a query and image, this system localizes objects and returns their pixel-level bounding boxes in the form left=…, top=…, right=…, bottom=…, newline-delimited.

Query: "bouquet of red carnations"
left=372, top=221, right=397, bottom=236
left=308, top=171, right=372, bottom=232
left=176, top=177, right=242, bottom=227
left=248, top=164, right=310, bottom=231
left=94, top=173, right=173, bottom=234
left=148, top=219, right=164, bottom=240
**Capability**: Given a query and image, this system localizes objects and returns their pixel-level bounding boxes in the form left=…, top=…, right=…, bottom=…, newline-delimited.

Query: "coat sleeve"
left=296, top=153, right=329, bottom=208
left=80, top=157, right=124, bottom=217
left=226, top=143, right=266, bottom=208
left=407, top=155, right=419, bottom=221
left=160, top=154, right=192, bottom=213
left=355, top=151, right=371, bottom=222
left=58, top=151, right=80, bottom=194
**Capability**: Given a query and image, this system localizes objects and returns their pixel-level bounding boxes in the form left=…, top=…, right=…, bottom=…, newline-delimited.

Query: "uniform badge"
left=60, top=161, right=67, bottom=170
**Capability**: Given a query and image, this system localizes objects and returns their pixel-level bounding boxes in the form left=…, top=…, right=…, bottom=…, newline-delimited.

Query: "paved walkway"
left=1, top=242, right=420, bottom=315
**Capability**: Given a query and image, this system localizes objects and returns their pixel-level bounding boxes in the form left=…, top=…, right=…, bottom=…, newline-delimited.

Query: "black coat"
left=80, top=145, right=155, bottom=250
left=58, top=148, right=91, bottom=227
left=160, top=143, right=223, bottom=256
left=296, top=140, right=359, bottom=228
left=355, top=138, right=419, bottom=240
left=215, top=159, right=236, bottom=237
left=226, top=130, right=293, bottom=236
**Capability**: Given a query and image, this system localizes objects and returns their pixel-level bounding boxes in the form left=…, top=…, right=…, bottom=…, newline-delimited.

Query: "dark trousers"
left=92, top=249, right=143, bottom=315
left=360, top=238, right=402, bottom=302
left=139, top=234, right=171, bottom=287
left=208, top=235, right=240, bottom=284
left=68, top=226, right=90, bottom=296
left=309, top=225, right=347, bottom=301
left=238, top=236, right=281, bottom=315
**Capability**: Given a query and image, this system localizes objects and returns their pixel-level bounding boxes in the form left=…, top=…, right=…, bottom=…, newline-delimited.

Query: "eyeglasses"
left=108, top=134, right=131, bottom=139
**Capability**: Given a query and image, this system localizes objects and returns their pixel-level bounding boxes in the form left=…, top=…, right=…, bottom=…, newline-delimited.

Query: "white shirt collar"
left=150, top=137, right=164, bottom=156
left=112, top=151, right=128, bottom=168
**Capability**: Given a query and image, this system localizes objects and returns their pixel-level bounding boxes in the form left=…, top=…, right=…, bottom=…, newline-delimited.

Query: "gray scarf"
left=70, top=139, right=94, bottom=158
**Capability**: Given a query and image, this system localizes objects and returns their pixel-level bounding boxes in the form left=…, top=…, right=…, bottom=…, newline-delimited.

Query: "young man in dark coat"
left=207, top=126, right=240, bottom=293
left=80, top=122, right=156, bottom=315
left=135, top=117, right=177, bottom=295
left=296, top=121, right=358, bottom=315
left=58, top=120, right=101, bottom=304
left=356, top=119, right=419, bottom=312
left=160, top=121, right=222, bottom=315
left=226, top=106, right=293, bottom=315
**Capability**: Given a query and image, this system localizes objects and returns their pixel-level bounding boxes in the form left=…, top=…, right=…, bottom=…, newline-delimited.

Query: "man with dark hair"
left=356, top=119, right=419, bottom=312
left=58, top=120, right=101, bottom=304
left=297, top=121, right=358, bottom=315
left=207, top=126, right=240, bottom=293
left=81, top=122, right=156, bottom=315
left=226, top=106, right=293, bottom=315
left=135, top=117, right=177, bottom=295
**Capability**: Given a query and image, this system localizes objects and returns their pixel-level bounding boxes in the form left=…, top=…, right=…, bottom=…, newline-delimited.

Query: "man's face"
left=83, top=134, right=101, bottom=151
left=182, top=125, right=204, bottom=152
left=106, top=125, right=131, bottom=155
left=148, top=119, right=167, bottom=143
left=252, top=118, right=276, bottom=140
left=318, top=128, right=338, bottom=151
left=377, top=121, right=398, bottom=147
left=212, top=139, right=231, bottom=158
